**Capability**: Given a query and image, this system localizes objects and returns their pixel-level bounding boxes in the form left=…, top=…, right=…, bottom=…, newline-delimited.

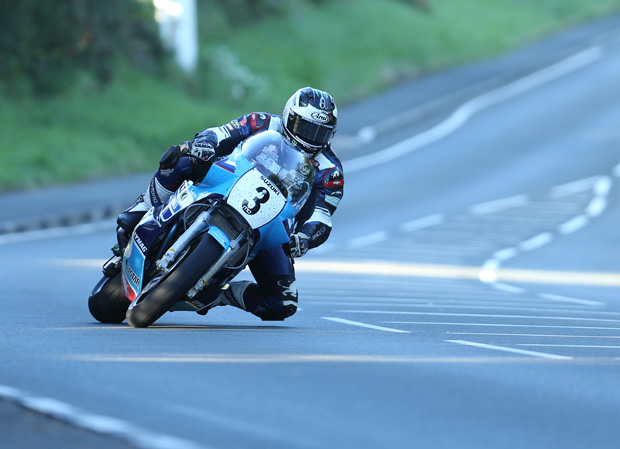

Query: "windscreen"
left=240, top=131, right=315, bottom=211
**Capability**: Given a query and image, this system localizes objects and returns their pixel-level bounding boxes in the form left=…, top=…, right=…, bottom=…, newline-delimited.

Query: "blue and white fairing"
left=121, top=131, right=314, bottom=301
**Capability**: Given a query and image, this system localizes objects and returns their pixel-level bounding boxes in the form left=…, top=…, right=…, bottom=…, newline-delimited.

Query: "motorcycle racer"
left=116, top=87, right=344, bottom=321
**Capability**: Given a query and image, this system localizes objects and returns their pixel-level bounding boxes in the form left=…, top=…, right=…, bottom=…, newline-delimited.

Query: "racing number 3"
left=242, top=187, right=270, bottom=215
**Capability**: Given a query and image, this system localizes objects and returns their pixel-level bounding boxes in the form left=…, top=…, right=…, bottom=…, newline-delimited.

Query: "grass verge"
left=1, top=0, right=619, bottom=191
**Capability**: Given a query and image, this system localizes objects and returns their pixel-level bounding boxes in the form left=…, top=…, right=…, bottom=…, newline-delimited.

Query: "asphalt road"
left=2, top=14, right=620, bottom=449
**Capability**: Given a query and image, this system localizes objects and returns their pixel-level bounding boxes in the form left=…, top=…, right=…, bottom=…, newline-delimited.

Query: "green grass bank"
left=2, top=0, right=620, bottom=191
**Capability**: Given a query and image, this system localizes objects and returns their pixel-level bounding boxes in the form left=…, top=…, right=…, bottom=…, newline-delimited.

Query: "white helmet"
left=282, top=87, right=338, bottom=157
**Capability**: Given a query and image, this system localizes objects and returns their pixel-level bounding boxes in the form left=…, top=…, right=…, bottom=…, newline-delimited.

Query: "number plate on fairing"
left=227, top=169, right=285, bottom=229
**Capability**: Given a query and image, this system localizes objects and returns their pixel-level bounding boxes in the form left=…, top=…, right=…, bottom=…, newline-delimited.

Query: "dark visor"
left=286, top=114, right=335, bottom=148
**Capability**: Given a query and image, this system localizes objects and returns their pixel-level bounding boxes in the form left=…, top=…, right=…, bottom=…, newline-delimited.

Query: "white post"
left=153, top=0, right=198, bottom=73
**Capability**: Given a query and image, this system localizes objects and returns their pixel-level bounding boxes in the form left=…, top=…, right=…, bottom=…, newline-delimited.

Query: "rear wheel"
left=88, top=273, right=130, bottom=323
left=126, top=234, right=223, bottom=328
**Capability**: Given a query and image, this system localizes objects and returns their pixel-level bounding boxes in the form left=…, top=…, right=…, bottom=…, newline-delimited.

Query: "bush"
left=0, top=0, right=164, bottom=96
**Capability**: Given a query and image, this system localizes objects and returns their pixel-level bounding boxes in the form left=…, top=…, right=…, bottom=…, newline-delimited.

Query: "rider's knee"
left=248, top=279, right=298, bottom=321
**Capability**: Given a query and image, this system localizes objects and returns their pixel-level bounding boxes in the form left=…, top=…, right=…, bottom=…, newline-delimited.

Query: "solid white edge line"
left=0, top=220, right=116, bottom=245
left=447, top=339, right=572, bottom=360
left=0, top=384, right=207, bottom=449
left=344, top=46, right=604, bottom=174
left=323, top=317, right=411, bottom=333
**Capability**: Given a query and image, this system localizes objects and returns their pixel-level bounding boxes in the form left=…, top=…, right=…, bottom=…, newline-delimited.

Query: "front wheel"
left=126, top=234, right=223, bottom=328
left=88, top=273, right=130, bottom=323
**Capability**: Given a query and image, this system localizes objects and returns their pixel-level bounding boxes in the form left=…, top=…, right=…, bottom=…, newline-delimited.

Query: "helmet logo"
left=311, top=111, right=330, bottom=123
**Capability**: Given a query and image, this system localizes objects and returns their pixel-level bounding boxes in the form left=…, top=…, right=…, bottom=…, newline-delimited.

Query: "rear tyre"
left=126, top=234, right=223, bottom=328
left=88, top=274, right=130, bottom=323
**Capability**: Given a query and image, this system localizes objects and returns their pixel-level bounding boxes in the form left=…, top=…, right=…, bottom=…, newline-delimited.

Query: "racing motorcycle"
left=88, top=130, right=314, bottom=327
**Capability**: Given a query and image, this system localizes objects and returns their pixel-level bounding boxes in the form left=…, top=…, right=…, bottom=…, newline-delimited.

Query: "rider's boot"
left=197, top=281, right=252, bottom=315
left=219, top=281, right=251, bottom=310
left=116, top=178, right=174, bottom=252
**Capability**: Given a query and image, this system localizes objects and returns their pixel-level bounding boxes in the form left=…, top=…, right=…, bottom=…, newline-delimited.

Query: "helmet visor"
left=286, top=113, right=335, bottom=149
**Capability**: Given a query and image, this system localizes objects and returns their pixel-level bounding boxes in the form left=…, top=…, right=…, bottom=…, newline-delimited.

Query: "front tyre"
left=126, top=234, right=223, bottom=328
left=88, top=273, right=130, bottom=323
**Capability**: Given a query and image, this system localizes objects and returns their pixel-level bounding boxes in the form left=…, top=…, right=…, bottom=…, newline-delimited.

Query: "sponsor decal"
left=250, top=113, right=269, bottom=130
left=325, top=194, right=341, bottom=208
left=133, top=234, right=148, bottom=254
left=239, top=116, right=247, bottom=127
left=260, top=174, right=281, bottom=196
left=311, top=111, right=330, bottom=123
left=322, top=168, right=344, bottom=188
left=214, top=159, right=236, bottom=173
left=126, top=264, right=141, bottom=286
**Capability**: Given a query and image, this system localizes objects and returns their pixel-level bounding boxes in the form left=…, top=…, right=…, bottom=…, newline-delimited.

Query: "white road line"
left=0, top=220, right=116, bottom=245
left=469, top=195, right=528, bottom=215
left=518, top=344, right=620, bottom=349
left=550, top=176, right=600, bottom=197
left=479, top=260, right=500, bottom=283
left=318, top=303, right=601, bottom=315
left=558, top=215, right=589, bottom=235
left=386, top=322, right=620, bottom=330
left=323, top=317, right=410, bottom=333
left=348, top=231, right=388, bottom=248
left=400, top=214, right=444, bottom=233
left=447, top=333, right=620, bottom=338
left=518, top=232, right=554, bottom=252
left=490, top=282, right=527, bottom=294
left=594, top=176, right=613, bottom=196
left=538, top=293, right=604, bottom=307
left=492, top=247, right=518, bottom=262
left=447, top=339, right=572, bottom=360
left=344, top=46, right=604, bottom=173
left=0, top=384, right=206, bottom=449
left=586, top=196, right=607, bottom=217
left=340, top=310, right=620, bottom=323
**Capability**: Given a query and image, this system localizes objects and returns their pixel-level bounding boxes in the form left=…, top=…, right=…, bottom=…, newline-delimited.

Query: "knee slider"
left=250, top=278, right=298, bottom=321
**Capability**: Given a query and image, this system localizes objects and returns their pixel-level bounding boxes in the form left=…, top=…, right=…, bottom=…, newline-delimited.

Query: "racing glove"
left=288, top=233, right=310, bottom=258
left=189, top=141, right=215, bottom=162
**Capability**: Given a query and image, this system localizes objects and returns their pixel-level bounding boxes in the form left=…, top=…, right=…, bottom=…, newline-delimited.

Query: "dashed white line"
left=490, top=282, right=527, bottom=294
left=447, top=333, right=620, bottom=339
left=586, top=196, right=607, bottom=217
left=323, top=317, right=411, bottom=333
left=550, top=176, right=600, bottom=197
left=386, top=322, right=620, bottom=330
left=492, top=247, right=518, bottom=262
left=558, top=215, right=589, bottom=235
left=518, top=232, right=554, bottom=252
left=348, top=231, right=388, bottom=248
left=538, top=293, right=604, bottom=307
left=470, top=195, right=528, bottom=215
left=447, top=339, right=572, bottom=360
left=518, top=344, right=620, bottom=349
left=400, top=214, right=444, bottom=233
left=340, top=310, right=620, bottom=323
